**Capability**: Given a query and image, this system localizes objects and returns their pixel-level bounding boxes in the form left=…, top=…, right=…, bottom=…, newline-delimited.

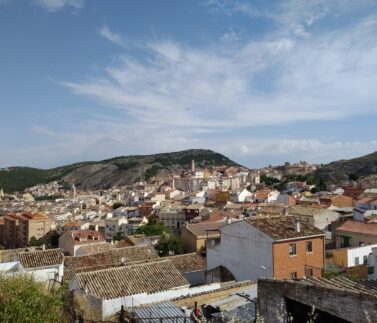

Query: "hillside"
left=315, top=151, right=377, bottom=183
left=0, top=149, right=240, bottom=192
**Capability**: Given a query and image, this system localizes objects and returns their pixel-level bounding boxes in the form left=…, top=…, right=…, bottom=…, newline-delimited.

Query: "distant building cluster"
left=1, top=159, right=377, bottom=321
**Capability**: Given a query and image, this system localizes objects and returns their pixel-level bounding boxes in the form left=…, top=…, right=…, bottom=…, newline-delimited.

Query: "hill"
left=0, top=149, right=241, bottom=192
left=315, top=151, right=377, bottom=183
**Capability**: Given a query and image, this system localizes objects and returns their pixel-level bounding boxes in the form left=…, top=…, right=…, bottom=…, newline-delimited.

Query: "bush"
left=0, top=275, right=64, bottom=322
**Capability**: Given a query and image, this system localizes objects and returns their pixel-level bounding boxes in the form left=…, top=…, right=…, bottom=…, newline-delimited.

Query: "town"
left=1, top=156, right=376, bottom=322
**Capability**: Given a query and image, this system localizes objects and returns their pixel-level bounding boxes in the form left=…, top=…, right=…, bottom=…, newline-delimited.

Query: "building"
left=319, top=194, right=354, bottom=209
left=0, top=248, right=64, bottom=285
left=59, top=230, right=106, bottom=256
left=3, top=213, right=20, bottom=248
left=207, top=216, right=325, bottom=282
left=327, top=244, right=377, bottom=268
left=18, top=213, right=52, bottom=247
left=258, top=277, right=377, bottom=322
left=159, top=205, right=186, bottom=233
left=336, top=220, right=377, bottom=248
left=69, top=259, right=221, bottom=321
left=181, top=221, right=223, bottom=253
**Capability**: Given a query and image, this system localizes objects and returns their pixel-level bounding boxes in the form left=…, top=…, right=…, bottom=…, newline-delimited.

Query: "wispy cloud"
left=35, top=0, right=84, bottom=12
left=98, top=24, right=125, bottom=47
left=63, top=15, right=377, bottom=131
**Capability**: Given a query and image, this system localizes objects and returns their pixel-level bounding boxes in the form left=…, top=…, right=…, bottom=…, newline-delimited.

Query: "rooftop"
left=246, top=216, right=324, bottom=241
left=184, top=222, right=224, bottom=238
left=336, top=219, right=377, bottom=236
left=17, top=249, right=63, bottom=269
left=75, top=259, right=189, bottom=299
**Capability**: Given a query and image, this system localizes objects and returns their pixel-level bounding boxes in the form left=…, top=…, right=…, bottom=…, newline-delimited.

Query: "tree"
left=0, top=275, right=64, bottom=323
left=349, top=173, right=359, bottom=181
left=155, top=234, right=184, bottom=256
left=136, top=219, right=171, bottom=236
left=113, top=231, right=124, bottom=241
left=29, top=236, right=43, bottom=247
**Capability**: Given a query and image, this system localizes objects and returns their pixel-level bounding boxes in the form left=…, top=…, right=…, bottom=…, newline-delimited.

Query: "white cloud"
left=62, top=15, right=377, bottom=131
left=35, top=0, right=84, bottom=12
left=98, top=25, right=124, bottom=47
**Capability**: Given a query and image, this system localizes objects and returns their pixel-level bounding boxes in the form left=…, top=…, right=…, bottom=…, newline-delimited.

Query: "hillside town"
left=1, top=159, right=377, bottom=322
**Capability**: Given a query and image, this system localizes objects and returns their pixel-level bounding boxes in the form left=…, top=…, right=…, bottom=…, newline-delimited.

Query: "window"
left=305, top=268, right=314, bottom=277
left=290, top=272, right=297, bottom=279
left=289, top=243, right=297, bottom=256
left=305, top=241, right=313, bottom=253
left=359, top=241, right=365, bottom=246
left=363, top=255, right=368, bottom=264
left=355, top=257, right=359, bottom=265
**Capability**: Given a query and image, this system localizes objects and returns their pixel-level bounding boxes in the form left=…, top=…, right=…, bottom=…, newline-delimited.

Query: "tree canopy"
left=155, top=234, right=184, bottom=257
left=0, top=275, right=64, bottom=323
left=136, top=219, right=171, bottom=236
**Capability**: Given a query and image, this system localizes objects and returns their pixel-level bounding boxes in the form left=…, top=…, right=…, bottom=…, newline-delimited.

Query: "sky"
left=1, top=0, right=377, bottom=169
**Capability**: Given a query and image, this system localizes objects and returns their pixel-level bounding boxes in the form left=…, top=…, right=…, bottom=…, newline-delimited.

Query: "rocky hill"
left=315, top=151, right=377, bottom=183
left=0, top=149, right=241, bottom=192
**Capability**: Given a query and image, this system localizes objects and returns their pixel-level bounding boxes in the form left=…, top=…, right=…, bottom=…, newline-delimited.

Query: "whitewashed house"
left=0, top=248, right=64, bottom=285
left=59, top=230, right=106, bottom=256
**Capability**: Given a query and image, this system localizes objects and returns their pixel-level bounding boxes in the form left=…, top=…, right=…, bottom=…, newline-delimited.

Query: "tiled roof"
left=0, top=247, right=42, bottom=263
left=65, top=245, right=158, bottom=270
left=288, top=206, right=322, bottom=216
left=78, top=242, right=114, bottom=255
left=185, top=222, right=224, bottom=238
left=17, top=249, right=63, bottom=269
left=75, top=260, right=189, bottom=299
left=336, top=220, right=377, bottom=236
left=245, top=216, right=324, bottom=241
left=168, top=253, right=206, bottom=273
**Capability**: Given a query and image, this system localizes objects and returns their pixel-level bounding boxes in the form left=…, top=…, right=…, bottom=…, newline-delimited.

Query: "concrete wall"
left=184, top=270, right=206, bottom=286
left=258, top=279, right=377, bottom=323
left=101, top=283, right=222, bottom=320
left=207, top=221, right=274, bottom=281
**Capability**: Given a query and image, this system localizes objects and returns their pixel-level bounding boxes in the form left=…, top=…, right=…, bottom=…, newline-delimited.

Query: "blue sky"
left=1, top=0, right=377, bottom=168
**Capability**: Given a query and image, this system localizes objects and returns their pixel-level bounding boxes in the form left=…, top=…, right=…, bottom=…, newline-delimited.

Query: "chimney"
left=226, top=215, right=232, bottom=225
left=42, top=244, right=46, bottom=251
left=284, top=207, right=288, bottom=216
left=294, top=218, right=301, bottom=233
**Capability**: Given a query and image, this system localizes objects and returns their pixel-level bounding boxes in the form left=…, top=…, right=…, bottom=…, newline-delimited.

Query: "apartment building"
left=3, top=213, right=20, bottom=248
left=18, top=213, right=52, bottom=247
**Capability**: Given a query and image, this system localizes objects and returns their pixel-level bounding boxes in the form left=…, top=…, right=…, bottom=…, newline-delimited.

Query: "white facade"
left=207, top=220, right=274, bottom=281
left=346, top=244, right=377, bottom=267
left=70, top=280, right=222, bottom=321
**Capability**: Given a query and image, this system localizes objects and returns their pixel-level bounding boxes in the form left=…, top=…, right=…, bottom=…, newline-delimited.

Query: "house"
left=336, top=220, right=377, bottom=248
left=0, top=248, right=64, bottom=285
left=184, top=204, right=208, bottom=221
left=327, top=244, right=377, bottom=269
left=275, top=194, right=296, bottom=206
left=319, top=194, right=354, bottom=209
left=288, top=205, right=340, bottom=238
left=104, top=216, right=128, bottom=240
left=59, top=230, right=106, bottom=256
left=181, top=221, right=224, bottom=253
left=159, top=205, right=186, bottom=233
left=232, top=189, right=252, bottom=203
left=69, top=259, right=222, bottom=321
left=207, top=216, right=325, bottom=282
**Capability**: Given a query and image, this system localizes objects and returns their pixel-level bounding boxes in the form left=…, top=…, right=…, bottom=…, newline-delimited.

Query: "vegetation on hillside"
left=0, top=149, right=239, bottom=192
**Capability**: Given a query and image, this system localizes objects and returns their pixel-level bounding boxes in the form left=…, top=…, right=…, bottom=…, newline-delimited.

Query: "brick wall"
left=273, top=236, right=324, bottom=279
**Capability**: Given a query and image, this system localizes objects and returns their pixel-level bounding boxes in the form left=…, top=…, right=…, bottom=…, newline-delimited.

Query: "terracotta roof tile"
left=245, top=216, right=324, bottom=240
left=75, top=260, right=189, bottom=299
left=336, top=220, right=377, bottom=236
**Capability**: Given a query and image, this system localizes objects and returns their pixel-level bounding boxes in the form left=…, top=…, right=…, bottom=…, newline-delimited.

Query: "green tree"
left=155, top=234, right=184, bottom=256
left=29, top=236, right=43, bottom=247
left=136, top=219, right=171, bottom=236
left=0, top=275, right=64, bottom=323
left=113, top=231, right=124, bottom=241
left=349, top=173, right=359, bottom=181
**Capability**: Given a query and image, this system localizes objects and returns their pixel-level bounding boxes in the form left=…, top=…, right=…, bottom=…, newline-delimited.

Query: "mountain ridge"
left=0, top=149, right=241, bottom=192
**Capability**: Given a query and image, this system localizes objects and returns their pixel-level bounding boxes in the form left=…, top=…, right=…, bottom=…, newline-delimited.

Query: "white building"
left=59, top=230, right=106, bottom=256
left=0, top=248, right=64, bottom=285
